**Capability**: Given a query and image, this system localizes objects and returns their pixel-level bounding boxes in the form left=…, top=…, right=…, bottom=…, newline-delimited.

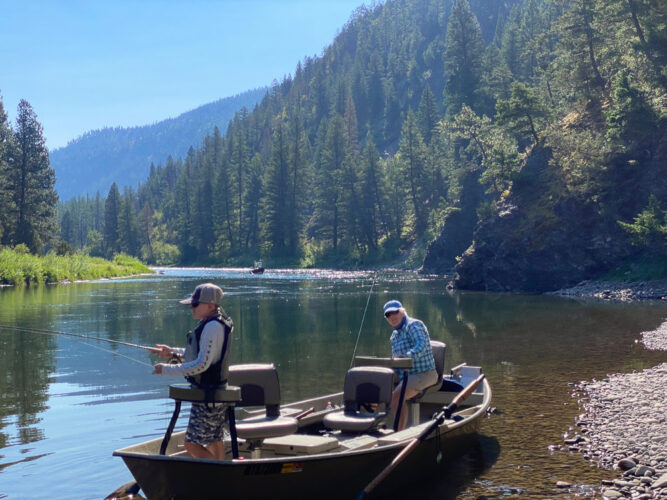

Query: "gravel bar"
left=567, top=321, right=667, bottom=499
left=550, top=279, right=667, bottom=302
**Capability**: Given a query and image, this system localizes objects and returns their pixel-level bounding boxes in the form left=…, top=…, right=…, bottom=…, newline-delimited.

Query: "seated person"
left=383, top=300, right=437, bottom=430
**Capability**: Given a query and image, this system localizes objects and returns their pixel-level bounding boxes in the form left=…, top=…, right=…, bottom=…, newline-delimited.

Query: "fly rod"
left=350, top=274, right=376, bottom=369
left=0, top=324, right=161, bottom=353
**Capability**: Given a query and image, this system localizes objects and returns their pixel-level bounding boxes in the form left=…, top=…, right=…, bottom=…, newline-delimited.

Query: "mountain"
left=50, top=87, right=267, bottom=200
left=58, top=0, right=666, bottom=293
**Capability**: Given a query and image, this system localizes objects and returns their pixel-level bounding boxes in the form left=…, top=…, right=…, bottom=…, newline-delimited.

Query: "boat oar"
left=104, top=480, right=140, bottom=500
left=357, top=373, right=485, bottom=500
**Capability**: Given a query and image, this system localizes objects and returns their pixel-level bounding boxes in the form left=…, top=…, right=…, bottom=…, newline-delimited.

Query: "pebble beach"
left=567, top=320, right=667, bottom=499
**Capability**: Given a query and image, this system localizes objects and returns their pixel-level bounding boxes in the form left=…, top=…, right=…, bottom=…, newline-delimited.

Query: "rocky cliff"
left=440, top=125, right=667, bottom=293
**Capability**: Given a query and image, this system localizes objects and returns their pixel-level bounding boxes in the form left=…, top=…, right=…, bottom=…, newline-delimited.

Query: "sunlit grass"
left=0, top=248, right=152, bottom=286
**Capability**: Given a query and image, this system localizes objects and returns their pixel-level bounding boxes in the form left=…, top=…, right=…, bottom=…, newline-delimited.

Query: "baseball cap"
left=383, top=300, right=403, bottom=314
left=180, top=283, right=223, bottom=306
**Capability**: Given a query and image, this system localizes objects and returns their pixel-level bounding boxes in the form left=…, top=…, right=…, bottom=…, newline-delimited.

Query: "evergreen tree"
left=139, top=202, right=154, bottom=262
left=416, top=83, right=439, bottom=144
left=397, top=109, right=430, bottom=236
left=312, top=116, right=350, bottom=250
left=552, top=0, right=606, bottom=96
left=60, top=209, right=75, bottom=245
left=358, top=134, right=389, bottom=249
left=118, top=187, right=139, bottom=255
left=604, top=70, right=657, bottom=148
left=212, top=130, right=235, bottom=256
left=242, top=153, right=264, bottom=252
left=10, top=100, right=58, bottom=252
left=618, top=194, right=667, bottom=255
left=443, top=0, right=486, bottom=116
left=104, top=183, right=121, bottom=256
left=263, top=121, right=290, bottom=255
left=0, top=96, right=15, bottom=245
left=500, top=6, right=524, bottom=78
left=287, top=110, right=310, bottom=254
left=495, top=82, right=548, bottom=146
left=173, top=148, right=197, bottom=262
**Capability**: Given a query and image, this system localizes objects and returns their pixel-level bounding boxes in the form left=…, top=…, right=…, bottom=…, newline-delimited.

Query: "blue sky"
left=0, top=0, right=368, bottom=150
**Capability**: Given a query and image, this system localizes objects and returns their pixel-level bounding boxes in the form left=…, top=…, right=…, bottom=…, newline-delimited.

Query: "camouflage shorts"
left=185, top=403, right=228, bottom=446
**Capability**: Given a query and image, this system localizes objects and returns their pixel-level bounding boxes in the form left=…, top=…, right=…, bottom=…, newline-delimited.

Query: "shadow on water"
left=380, top=434, right=501, bottom=500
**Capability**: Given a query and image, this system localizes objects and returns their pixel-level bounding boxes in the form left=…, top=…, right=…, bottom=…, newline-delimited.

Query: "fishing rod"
left=62, top=335, right=155, bottom=368
left=350, top=273, right=376, bottom=369
left=0, top=324, right=161, bottom=353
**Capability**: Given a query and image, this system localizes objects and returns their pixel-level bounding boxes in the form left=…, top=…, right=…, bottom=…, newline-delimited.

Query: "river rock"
left=567, top=322, right=667, bottom=500
left=618, top=458, right=636, bottom=471
left=653, top=472, right=667, bottom=488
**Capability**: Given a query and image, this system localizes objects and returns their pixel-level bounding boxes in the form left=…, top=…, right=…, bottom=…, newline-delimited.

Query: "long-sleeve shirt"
left=159, top=321, right=225, bottom=378
left=390, top=316, right=436, bottom=376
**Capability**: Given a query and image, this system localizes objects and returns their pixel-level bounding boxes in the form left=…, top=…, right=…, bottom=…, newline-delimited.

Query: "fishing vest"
left=183, top=313, right=233, bottom=389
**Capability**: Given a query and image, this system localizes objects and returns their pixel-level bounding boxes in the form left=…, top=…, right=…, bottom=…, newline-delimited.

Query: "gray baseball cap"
left=179, top=283, right=223, bottom=306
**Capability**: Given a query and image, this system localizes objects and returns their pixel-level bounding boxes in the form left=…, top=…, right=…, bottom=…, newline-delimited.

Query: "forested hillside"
left=52, top=0, right=665, bottom=292
left=51, top=88, right=267, bottom=201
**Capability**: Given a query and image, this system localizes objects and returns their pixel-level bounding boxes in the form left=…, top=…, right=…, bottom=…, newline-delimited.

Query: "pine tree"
left=263, top=121, right=290, bottom=255
left=0, top=96, right=16, bottom=245
left=416, top=83, right=439, bottom=144
left=11, top=100, right=58, bottom=252
left=313, top=116, right=350, bottom=250
left=443, top=0, right=486, bottom=116
left=495, top=82, right=548, bottom=146
left=118, top=187, right=139, bottom=256
left=286, top=109, right=310, bottom=254
left=358, top=134, right=389, bottom=249
left=104, top=183, right=121, bottom=256
left=397, top=109, right=431, bottom=236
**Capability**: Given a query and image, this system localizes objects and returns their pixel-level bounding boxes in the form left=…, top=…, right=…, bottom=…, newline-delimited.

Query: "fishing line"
left=0, top=324, right=156, bottom=368
left=350, top=274, right=376, bottom=369
left=63, top=336, right=154, bottom=368
left=0, top=324, right=159, bottom=352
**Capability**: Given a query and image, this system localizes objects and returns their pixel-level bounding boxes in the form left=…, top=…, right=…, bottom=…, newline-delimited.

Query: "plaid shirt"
left=390, top=316, right=436, bottom=376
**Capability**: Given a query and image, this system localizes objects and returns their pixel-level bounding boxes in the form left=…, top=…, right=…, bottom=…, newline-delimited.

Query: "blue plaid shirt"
left=390, top=316, right=436, bottom=376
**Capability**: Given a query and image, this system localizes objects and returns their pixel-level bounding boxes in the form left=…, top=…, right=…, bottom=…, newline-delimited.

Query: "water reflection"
left=0, top=269, right=665, bottom=499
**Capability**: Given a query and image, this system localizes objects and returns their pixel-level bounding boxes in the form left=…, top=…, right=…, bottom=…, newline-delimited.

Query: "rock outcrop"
left=451, top=126, right=667, bottom=293
left=421, top=172, right=487, bottom=274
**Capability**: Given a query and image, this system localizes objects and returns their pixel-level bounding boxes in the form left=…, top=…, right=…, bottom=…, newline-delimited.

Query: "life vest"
left=183, top=312, right=233, bottom=390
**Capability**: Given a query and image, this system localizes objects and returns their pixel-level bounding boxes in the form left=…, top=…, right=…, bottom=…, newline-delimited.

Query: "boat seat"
left=407, top=341, right=447, bottom=399
left=228, top=364, right=298, bottom=457
left=323, top=366, right=395, bottom=433
left=405, top=340, right=446, bottom=424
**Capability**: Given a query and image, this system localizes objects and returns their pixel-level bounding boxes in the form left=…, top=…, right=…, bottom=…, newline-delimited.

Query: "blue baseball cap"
left=383, top=300, right=403, bottom=314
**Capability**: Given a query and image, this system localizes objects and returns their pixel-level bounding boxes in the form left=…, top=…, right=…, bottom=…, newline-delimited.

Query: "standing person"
left=153, top=283, right=233, bottom=460
left=383, top=300, right=437, bottom=431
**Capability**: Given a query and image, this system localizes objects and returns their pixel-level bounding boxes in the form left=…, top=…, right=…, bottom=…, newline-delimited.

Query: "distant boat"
left=250, top=261, right=265, bottom=274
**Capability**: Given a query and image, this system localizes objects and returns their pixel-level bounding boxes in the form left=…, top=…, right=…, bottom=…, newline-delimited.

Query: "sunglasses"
left=384, top=310, right=400, bottom=318
left=190, top=302, right=200, bottom=308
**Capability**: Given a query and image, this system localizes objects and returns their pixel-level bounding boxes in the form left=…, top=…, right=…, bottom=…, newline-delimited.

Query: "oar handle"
left=444, top=373, right=485, bottom=418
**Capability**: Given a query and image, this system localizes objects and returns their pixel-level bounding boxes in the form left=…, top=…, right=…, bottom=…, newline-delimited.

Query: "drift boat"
left=111, top=343, right=491, bottom=499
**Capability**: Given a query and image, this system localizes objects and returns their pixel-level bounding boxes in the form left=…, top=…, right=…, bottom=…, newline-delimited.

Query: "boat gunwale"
left=113, top=379, right=492, bottom=465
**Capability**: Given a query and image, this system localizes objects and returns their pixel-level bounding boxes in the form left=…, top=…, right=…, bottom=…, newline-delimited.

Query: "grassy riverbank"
left=0, top=248, right=152, bottom=286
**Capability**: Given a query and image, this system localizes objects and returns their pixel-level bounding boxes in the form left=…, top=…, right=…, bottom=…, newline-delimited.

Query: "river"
left=0, top=268, right=665, bottom=499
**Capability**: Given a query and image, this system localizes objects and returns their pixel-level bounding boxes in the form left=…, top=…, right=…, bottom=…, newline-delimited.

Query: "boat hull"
left=119, top=422, right=479, bottom=499
left=115, top=379, right=491, bottom=499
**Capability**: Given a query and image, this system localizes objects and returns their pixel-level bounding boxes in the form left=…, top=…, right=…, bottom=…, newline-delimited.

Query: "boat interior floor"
left=164, top=398, right=482, bottom=461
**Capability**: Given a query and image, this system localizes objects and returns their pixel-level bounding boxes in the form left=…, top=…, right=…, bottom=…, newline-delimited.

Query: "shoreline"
left=549, top=279, right=667, bottom=302
left=566, top=320, right=667, bottom=499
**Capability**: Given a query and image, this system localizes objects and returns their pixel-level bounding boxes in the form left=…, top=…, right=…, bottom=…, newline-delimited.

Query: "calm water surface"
left=0, top=268, right=665, bottom=499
